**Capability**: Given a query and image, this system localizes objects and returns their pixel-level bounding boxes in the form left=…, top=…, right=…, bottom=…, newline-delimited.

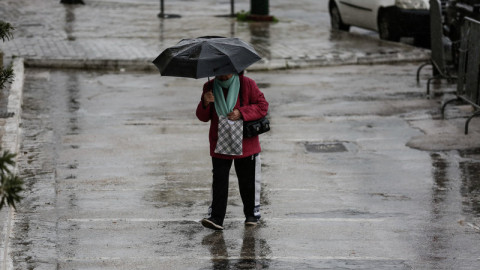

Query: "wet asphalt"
left=3, top=64, right=479, bottom=270
left=1, top=0, right=480, bottom=270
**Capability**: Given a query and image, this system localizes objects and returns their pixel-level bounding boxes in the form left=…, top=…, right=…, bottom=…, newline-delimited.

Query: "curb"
left=22, top=52, right=430, bottom=72
left=250, top=52, right=430, bottom=71
left=1, top=58, right=24, bottom=270
left=24, top=58, right=157, bottom=72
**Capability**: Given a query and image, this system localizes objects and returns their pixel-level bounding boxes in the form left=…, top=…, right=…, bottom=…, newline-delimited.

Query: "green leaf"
left=0, top=149, right=23, bottom=210
left=0, top=173, right=24, bottom=210
left=0, top=20, right=14, bottom=42
left=0, top=150, right=16, bottom=174
left=0, top=66, right=14, bottom=90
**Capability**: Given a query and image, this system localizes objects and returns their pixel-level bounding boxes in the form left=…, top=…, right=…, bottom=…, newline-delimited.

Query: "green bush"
left=0, top=150, right=23, bottom=209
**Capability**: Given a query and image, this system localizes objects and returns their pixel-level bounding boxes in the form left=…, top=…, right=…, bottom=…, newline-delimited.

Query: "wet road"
left=10, top=64, right=480, bottom=269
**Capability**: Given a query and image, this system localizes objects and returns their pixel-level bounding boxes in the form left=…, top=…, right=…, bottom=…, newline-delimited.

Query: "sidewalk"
left=0, top=0, right=429, bottom=71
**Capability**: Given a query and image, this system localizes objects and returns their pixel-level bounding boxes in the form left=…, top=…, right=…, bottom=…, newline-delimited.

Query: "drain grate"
left=0, top=112, right=14, bottom=118
left=305, top=142, right=348, bottom=153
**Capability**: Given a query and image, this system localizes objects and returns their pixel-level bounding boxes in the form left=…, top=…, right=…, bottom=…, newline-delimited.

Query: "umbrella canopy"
left=152, top=36, right=261, bottom=79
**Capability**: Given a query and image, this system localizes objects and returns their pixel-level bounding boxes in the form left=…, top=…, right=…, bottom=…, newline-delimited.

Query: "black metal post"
left=231, top=0, right=235, bottom=17
left=158, top=0, right=165, bottom=18
left=161, top=0, right=164, bottom=17
left=158, top=0, right=181, bottom=19
left=250, top=0, right=269, bottom=15
left=248, top=0, right=273, bottom=21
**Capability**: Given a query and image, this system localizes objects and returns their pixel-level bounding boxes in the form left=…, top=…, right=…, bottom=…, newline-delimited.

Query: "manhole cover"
left=305, top=142, right=348, bottom=153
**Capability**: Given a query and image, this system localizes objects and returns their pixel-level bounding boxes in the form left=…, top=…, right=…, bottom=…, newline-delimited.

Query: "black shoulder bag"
left=240, top=88, right=270, bottom=138
left=244, top=117, right=270, bottom=138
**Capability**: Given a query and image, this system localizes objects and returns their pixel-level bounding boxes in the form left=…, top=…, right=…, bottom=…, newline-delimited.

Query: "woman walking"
left=196, top=72, right=268, bottom=230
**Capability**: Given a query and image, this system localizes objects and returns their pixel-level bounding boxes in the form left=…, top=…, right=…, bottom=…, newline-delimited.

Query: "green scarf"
left=213, top=75, right=240, bottom=117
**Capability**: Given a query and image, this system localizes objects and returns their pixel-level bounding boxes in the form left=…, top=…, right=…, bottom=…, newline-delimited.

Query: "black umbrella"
left=152, top=36, right=261, bottom=79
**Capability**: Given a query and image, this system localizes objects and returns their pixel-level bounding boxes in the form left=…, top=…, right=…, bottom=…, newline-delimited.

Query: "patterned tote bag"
left=215, top=116, right=243, bottom=156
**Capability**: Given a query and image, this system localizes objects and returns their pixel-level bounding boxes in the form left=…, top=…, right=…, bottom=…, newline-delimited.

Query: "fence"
left=417, top=0, right=456, bottom=95
left=442, top=17, right=480, bottom=134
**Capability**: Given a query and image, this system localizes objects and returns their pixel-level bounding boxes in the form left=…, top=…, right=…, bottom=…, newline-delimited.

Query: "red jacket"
left=196, top=75, right=269, bottom=159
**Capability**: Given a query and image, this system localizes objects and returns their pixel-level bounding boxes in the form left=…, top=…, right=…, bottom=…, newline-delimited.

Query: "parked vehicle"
left=329, top=0, right=431, bottom=43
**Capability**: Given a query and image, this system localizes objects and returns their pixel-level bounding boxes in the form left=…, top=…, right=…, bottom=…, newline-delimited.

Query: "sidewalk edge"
left=1, top=58, right=24, bottom=270
left=22, top=53, right=430, bottom=72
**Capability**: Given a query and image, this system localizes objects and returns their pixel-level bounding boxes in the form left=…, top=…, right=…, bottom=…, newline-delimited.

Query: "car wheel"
left=378, top=12, right=400, bottom=41
left=330, top=4, right=350, bottom=31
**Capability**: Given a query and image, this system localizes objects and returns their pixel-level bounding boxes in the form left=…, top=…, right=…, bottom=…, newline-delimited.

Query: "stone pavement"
left=0, top=0, right=429, bottom=71
left=0, top=0, right=438, bottom=269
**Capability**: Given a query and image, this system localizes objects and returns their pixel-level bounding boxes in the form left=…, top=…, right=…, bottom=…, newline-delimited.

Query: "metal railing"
left=417, top=0, right=457, bottom=95
left=442, top=17, right=480, bottom=134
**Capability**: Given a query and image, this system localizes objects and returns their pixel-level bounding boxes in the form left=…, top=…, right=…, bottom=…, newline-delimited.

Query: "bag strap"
left=239, top=79, right=243, bottom=107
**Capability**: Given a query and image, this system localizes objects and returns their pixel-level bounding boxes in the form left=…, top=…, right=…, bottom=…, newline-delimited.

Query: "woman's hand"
left=203, top=90, right=214, bottom=107
left=227, top=109, right=242, bottom=121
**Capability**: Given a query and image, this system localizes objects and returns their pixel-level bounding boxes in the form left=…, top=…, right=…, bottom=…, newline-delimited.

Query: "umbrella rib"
left=209, top=44, right=241, bottom=75
left=211, top=39, right=258, bottom=55
left=206, top=43, right=249, bottom=74
left=175, top=45, right=199, bottom=59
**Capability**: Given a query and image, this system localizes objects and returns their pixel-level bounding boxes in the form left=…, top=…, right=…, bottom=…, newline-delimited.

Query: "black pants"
left=209, top=154, right=261, bottom=226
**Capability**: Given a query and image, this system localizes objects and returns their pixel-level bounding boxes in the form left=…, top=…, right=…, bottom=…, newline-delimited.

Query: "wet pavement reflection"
left=63, top=3, right=77, bottom=41
left=9, top=65, right=480, bottom=269
left=423, top=149, right=480, bottom=269
left=249, top=22, right=271, bottom=60
left=202, top=227, right=271, bottom=270
left=430, top=149, right=480, bottom=221
left=459, top=148, right=480, bottom=217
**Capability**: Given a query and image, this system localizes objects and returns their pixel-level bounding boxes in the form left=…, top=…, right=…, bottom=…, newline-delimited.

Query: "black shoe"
left=201, top=217, right=224, bottom=230
left=244, top=216, right=258, bottom=226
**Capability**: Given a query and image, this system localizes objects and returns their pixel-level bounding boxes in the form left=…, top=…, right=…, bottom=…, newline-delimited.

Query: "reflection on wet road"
left=10, top=65, right=480, bottom=269
left=422, top=149, right=480, bottom=269
left=202, top=227, right=271, bottom=269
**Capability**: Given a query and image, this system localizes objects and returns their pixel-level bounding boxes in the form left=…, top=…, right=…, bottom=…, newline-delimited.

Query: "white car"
left=329, top=0, right=431, bottom=42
